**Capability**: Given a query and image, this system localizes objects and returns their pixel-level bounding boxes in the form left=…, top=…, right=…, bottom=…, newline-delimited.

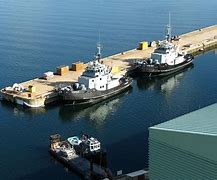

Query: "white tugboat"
left=136, top=16, right=194, bottom=76
left=59, top=43, right=132, bottom=105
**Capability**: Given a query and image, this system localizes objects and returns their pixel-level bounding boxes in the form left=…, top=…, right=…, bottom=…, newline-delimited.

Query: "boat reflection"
left=136, top=64, right=194, bottom=94
left=0, top=100, right=48, bottom=116
left=160, top=71, right=184, bottom=94
left=59, top=90, right=132, bottom=127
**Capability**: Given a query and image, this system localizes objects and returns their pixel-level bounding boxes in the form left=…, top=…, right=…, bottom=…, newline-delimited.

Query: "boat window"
left=100, top=78, right=102, bottom=80
left=92, top=80, right=94, bottom=82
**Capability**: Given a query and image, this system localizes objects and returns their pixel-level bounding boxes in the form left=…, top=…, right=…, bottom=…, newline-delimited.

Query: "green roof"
left=150, top=103, right=217, bottom=136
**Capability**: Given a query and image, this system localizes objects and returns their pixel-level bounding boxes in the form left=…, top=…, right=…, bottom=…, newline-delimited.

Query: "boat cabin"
left=77, top=60, right=120, bottom=91
left=50, top=134, right=61, bottom=150
left=86, top=137, right=101, bottom=152
left=82, top=61, right=110, bottom=78
left=150, top=41, right=184, bottom=66
left=67, top=136, right=82, bottom=146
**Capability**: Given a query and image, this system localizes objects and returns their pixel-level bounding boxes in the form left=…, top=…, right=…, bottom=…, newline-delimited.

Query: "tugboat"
left=49, top=134, right=110, bottom=179
left=136, top=17, right=194, bottom=77
left=67, top=134, right=107, bottom=167
left=59, top=43, right=132, bottom=105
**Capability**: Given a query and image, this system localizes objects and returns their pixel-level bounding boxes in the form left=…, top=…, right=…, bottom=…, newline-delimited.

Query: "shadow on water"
left=15, top=165, right=79, bottom=180
left=58, top=89, right=132, bottom=125
left=135, top=64, right=194, bottom=93
left=107, top=130, right=149, bottom=174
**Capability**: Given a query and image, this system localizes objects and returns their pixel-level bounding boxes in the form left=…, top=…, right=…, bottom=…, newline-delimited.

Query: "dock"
left=114, top=169, right=149, bottom=180
left=1, top=25, right=217, bottom=108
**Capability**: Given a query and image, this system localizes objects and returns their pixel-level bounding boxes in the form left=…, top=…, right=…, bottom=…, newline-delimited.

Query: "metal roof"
left=150, top=103, right=217, bottom=136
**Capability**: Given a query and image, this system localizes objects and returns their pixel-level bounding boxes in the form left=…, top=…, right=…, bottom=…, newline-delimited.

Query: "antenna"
left=166, top=12, right=172, bottom=42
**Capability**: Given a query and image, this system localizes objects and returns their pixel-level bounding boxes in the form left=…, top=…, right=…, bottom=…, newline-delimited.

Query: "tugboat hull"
left=60, top=78, right=133, bottom=105
left=138, top=55, right=194, bottom=77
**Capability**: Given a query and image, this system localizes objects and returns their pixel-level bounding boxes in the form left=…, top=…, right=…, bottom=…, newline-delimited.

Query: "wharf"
left=1, top=25, right=217, bottom=108
left=114, top=169, right=149, bottom=180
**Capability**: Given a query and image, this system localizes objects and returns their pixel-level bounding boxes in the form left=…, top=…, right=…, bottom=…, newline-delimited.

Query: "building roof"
left=150, top=103, right=217, bottom=136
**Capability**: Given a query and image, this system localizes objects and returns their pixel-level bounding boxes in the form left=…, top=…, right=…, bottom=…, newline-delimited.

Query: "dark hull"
left=49, top=149, right=108, bottom=179
left=61, top=78, right=133, bottom=105
left=138, top=56, right=194, bottom=77
left=74, top=145, right=107, bottom=167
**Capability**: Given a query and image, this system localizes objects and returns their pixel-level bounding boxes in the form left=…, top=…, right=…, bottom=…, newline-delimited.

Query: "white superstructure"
left=148, top=13, right=186, bottom=67
left=150, top=41, right=185, bottom=66
left=86, top=137, right=101, bottom=152
left=75, top=60, right=121, bottom=91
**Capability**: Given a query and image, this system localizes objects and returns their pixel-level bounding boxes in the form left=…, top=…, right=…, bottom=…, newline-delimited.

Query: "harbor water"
left=0, top=0, right=217, bottom=179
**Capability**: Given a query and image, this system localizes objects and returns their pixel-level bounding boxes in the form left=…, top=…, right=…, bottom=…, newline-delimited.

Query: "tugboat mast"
left=95, top=42, right=101, bottom=61
left=165, top=12, right=172, bottom=42
left=95, top=33, right=102, bottom=62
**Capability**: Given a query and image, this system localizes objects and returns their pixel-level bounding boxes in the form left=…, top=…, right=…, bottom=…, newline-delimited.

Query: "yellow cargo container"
left=138, top=41, right=149, bottom=50
left=111, top=66, right=121, bottom=74
left=29, top=85, right=36, bottom=93
left=56, top=65, right=69, bottom=75
left=72, top=62, right=87, bottom=71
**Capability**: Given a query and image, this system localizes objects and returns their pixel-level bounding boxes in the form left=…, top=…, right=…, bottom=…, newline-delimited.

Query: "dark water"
left=1, top=0, right=217, bottom=179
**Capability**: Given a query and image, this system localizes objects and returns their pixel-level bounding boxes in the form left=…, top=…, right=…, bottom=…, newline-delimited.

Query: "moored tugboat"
left=58, top=43, right=133, bottom=105
left=135, top=18, right=194, bottom=77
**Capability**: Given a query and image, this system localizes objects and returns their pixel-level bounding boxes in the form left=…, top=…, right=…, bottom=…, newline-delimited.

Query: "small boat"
left=135, top=15, right=194, bottom=77
left=58, top=43, right=133, bottom=106
left=68, top=134, right=101, bottom=153
left=49, top=134, right=110, bottom=179
left=67, top=134, right=107, bottom=166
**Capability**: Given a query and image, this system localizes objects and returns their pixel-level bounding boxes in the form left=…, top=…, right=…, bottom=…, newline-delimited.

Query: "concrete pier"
left=1, top=25, right=217, bottom=107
